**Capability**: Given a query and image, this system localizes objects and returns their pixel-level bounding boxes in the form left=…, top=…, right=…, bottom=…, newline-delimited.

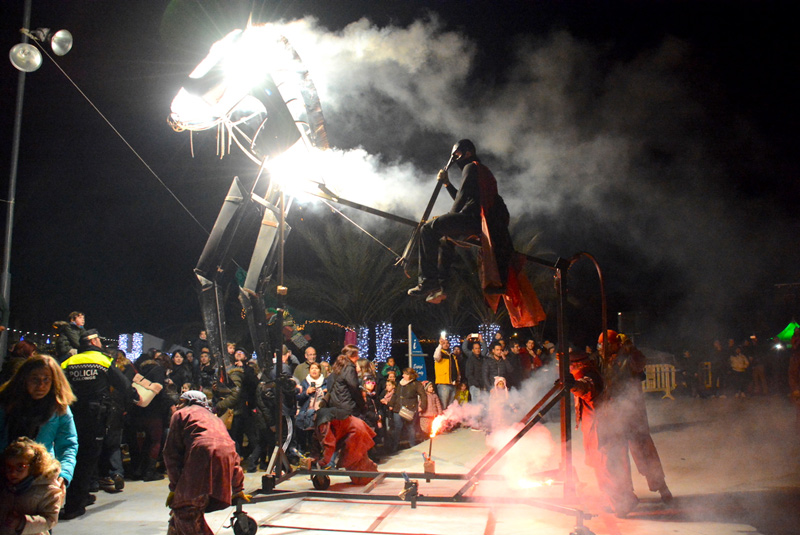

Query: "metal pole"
left=1, top=0, right=33, bottom=360
left=554, top=260, right=575, bottom=499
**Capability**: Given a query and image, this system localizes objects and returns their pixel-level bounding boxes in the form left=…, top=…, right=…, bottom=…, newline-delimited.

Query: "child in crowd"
left=488, top=376, right=510, bottom=432
left=455, top=382, right=470, bottom=405
left=381, top=381, right=396, bottom=405
left=419, top=381, right=443, bottom=436
left=379, top=380, right=395, bottom=447
left=380, top=357, right=401, bottom=380
left=1, top=437, right=63, bottom=535
left=361, top=376, right=385, bottom=460
left=357, top=359, right=377, bottom=382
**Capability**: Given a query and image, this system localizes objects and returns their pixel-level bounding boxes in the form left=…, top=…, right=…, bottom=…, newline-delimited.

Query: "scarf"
left=4, top=397, right=53, bottom=444
left=179, top=390, right=213, bottom=412
left=305, top=374, right=325, bottom=388
left=4, top=475, right=34, bottom=495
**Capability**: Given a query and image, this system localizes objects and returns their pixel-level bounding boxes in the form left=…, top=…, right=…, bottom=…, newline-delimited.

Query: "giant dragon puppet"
left=168, top=23, right=545, bottom=378
left=168, top=25, right=328, bottom=374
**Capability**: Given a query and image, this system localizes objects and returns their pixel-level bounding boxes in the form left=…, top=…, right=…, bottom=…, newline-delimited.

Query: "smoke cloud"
left=435, top=371, right=560, bottom=487
left=265, top=14, right=794, bottom=345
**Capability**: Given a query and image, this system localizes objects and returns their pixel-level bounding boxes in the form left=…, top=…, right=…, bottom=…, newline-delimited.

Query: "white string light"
left=132, top=333, right=143, bottom=361
left=447, top=333, right=461, bottom=351
left=375, top=322, right=392, bottom=363
left=357, top=325, right=369, bottom=359
left=9, top=327, right=116, bottom=345
left=118, top=333, right=130, bottom=355
left=478, top=323, right=501, bottom=344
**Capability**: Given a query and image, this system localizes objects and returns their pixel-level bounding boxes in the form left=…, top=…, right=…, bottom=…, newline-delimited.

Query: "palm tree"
left=283, top=220, right=411, bottom=326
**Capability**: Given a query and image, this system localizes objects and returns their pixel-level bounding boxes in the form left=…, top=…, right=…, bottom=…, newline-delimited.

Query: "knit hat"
left=494, top=376, right=507, bottom=387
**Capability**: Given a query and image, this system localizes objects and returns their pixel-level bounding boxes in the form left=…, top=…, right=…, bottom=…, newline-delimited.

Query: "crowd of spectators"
left=674, top=336, right=790, bottom=399
left=4, top=311, right=800, bottom=530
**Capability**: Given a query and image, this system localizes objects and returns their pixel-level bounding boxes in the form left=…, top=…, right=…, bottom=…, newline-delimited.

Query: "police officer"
left=60, top=330, right=135, bottom=519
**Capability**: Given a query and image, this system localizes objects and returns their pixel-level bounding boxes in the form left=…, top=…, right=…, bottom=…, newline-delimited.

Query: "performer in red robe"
left=314, top=407, right=377, bottom=485
left=163, top=391, right=245, bottom=535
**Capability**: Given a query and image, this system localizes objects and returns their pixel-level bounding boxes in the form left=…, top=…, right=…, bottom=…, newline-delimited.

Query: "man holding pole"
left=408, top=139, right=508, bottom=303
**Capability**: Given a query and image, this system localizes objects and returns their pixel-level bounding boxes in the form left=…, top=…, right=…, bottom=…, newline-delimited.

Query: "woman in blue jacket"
left=0, top=353, right=78, bottom=490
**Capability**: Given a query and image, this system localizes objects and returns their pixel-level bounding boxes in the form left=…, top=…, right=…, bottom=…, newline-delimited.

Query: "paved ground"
left=54, top=394, right=800, bottom=535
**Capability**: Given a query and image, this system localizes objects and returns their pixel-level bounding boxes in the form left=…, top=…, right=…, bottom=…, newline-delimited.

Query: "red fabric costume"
left=571, top=352, right=640, bottom=516
left=316, top=414, right=377, bottom=485
left=163, top=404, right=245, bottom=535
left=474, top=162, right=546, bottom=328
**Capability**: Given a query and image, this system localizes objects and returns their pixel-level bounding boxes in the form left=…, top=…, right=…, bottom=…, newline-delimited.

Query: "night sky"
left=1, top=1, right=799, bottom=349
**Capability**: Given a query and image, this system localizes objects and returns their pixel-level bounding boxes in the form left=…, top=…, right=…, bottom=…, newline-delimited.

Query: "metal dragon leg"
left=194, top=177, right=252, bottom=362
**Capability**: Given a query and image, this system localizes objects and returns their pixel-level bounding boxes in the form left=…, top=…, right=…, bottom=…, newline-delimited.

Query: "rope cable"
left=320, top=200, right=400, bottom=258
left=31, top=40, right=209, bottom=235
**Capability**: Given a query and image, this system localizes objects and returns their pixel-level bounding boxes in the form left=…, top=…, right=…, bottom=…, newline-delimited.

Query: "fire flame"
left=430, top=415, right=447, bottom=437
left=517, top=478, right=555, bottom=489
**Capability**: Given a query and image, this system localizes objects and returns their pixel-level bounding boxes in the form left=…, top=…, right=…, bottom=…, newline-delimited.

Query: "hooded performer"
left=408, top=139, right=512, bottom=303
left=163, top=391, right=247, bottom=535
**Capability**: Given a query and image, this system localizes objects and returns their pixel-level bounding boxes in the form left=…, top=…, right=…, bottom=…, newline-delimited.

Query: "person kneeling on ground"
left=312, top=407, right=377, bottom=485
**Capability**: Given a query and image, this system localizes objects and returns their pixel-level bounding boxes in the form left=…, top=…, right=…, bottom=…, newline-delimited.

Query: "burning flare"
left=430, top=415, right=447, bottom=438
left=517, top=478, right=555, bottom=489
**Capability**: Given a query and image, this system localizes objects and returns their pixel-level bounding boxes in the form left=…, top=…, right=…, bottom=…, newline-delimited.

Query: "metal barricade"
left=699, top=361, right=712, bottom=389
left=642, top=364, right=676, bottom=399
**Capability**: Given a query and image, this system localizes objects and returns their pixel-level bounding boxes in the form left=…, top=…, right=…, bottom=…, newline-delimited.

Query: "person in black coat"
left=53, top=311, right=87, bottom=363
left=166, top=351, right=194, bottom=393
left=387, top=368, right=427, bottom=452
left=483, top=341, right=513, bottom=394
left=328, top=346, right=366, bottom=418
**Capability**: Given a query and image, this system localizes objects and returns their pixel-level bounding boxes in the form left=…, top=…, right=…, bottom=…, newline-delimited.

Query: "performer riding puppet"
left=408, top=139, right=513, bottom=305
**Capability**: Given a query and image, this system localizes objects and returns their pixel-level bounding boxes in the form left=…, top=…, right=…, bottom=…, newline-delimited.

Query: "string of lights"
left=357, top=325, right=369, bottom=359
left=8, top=323, right=495, bottom=362
left=478, top=323, right=501, bottom=343
left=10, top=327, right=117, bottom=345
left=297, top=319, right=351, bottom=331
left=375, top=322, right=392, bottom=363
left=446, top=333, right=461, bottom=350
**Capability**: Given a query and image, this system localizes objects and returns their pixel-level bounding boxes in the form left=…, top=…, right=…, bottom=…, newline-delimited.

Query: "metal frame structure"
left=224, top=201, right=607, bottom=534
left=170, top=25, right=608, bottom=534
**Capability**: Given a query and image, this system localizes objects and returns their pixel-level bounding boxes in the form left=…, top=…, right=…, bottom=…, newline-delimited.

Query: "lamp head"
left=9, top=43, right=42, bottom=72
left=49, top=29, right=73, bottom=56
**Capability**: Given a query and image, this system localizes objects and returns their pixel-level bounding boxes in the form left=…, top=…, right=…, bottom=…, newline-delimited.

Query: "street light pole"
left=1, top=0, right=33, bottom=360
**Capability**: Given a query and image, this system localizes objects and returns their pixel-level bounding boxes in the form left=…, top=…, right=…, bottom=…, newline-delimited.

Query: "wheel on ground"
left=312, top=474, right=330, bottom=490
left=232, top=513, right=258, bottom=535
